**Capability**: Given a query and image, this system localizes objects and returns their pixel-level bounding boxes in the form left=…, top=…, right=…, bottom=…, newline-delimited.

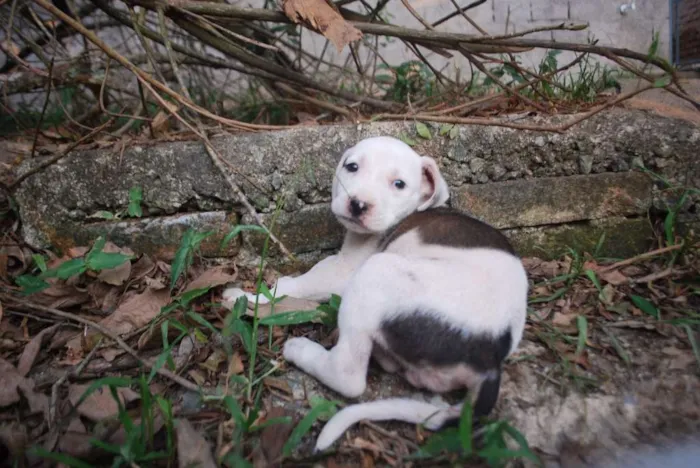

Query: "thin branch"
left=3, top=297, right=200, bottom=393
left=35, top=0, right=286, bottom=131
left=30, top=56, right=54, bottom=159
left=598, top=244, right=687, bottom=273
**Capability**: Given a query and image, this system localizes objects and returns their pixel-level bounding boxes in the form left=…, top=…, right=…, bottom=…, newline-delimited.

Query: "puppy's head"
left=331, top=136, right=449, bottom=234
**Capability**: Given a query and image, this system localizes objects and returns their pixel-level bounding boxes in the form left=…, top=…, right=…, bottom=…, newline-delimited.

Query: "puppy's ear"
left=418, top=156, right=449, bottom=211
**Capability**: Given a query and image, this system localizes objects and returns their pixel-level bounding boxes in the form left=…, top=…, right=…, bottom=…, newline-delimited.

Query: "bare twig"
left=30, top=56, right=54, bottom=159
left=598, top=244, right=687, bottom=273
left=50, top=337, right=104, bottom=429
left=4, top=297, right=200, bottom=392
left=35, top=0, right=287, bottom=131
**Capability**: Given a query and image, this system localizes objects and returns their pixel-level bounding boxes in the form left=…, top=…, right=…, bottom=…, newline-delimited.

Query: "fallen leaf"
left=33, top=283, right=90, bottom=309
left=58, top=417, right=92, bottom=459
left=17, top=323, right=60, bottom=376
left=18, top=383, right=49, bottom=418
left=175, top=335, right=195, bottom=369
left=187, top=369, right=207, bottom=387
left=258, top=407, right=296, bottom=465
left=598, top=269, right=628, bottom=286
left=200, top=348, right=228, bottom=373
left=144, top=276, right=167, bottom=290
left=0, top=245, right=32, bottom=277
left=67, top=247, right=89, bottom=258
left=0, top=358, right=33, bottom=407
left=66, top=287, right=171, bottom=351
left=263, top=377, right=292, bottom=396
left=600, top=284, right=616, bottom=305
left=97, top=242, right=134, bottom=286
left=87, top=282, right=121, bottom=312
left=68, top=383, right=140, bottom=421
left=282, top=0, right=362, bottom=52
left=0, top=424, right=27, bottom=462
left=552, top=312, right=576, bottom=327
left=99, top=348, right=124, bottom=362
left=130, top=254, right=156, bottom=280
left=184, top=265, right=237, bottom=293
left=175, top=419, right=217, bottom=468
left=228, top=352, right=244, bottom=375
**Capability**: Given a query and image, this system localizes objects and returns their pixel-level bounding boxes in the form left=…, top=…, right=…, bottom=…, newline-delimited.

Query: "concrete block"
left=453, top=172, right=653, bottom=229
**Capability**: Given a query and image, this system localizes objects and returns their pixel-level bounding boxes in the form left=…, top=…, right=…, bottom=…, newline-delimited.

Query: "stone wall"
left=13, top=109, right=700, bottom=269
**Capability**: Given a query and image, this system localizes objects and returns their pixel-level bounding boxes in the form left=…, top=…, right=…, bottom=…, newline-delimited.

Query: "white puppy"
left=222, top=136, right=528, bottom=452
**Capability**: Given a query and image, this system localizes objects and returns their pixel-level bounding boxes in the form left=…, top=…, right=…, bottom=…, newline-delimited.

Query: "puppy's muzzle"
left=349, top=198, right=369, bottom=218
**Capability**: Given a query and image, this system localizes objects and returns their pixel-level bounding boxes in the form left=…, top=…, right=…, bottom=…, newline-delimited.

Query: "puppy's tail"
left=315, top=371, right=502, bottom=452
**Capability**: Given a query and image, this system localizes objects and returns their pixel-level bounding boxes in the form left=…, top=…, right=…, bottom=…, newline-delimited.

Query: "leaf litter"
left=0, top=231, right=697, bottom=466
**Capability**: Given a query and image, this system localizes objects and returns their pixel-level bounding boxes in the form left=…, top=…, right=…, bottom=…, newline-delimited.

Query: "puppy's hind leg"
left=283, top=331, right=373, bottom=399
left=284, top=253, right=412, bottom=399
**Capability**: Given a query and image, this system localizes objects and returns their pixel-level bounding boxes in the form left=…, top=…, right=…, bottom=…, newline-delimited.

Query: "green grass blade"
left=283, top=399, right=338, bottom=456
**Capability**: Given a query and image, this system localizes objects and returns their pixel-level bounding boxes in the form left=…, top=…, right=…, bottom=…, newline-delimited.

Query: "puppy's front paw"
left=221, top=287, right=247, bottom=310
left=221, top=287, right=271, bottom=310
left=283, top=337, right=320, bottom=367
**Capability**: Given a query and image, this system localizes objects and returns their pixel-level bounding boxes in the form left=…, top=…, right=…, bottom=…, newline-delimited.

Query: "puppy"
left=222, top=136, right=528, bottom=451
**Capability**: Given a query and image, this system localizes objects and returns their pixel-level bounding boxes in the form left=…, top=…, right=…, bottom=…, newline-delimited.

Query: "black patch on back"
left=378, top=207, right=516, bottom=255
left=380, top=311, right=512, bottom=372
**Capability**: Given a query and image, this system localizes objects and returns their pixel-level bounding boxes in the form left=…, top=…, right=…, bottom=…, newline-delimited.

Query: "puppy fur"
left=222, top=136, right=528, bottom=451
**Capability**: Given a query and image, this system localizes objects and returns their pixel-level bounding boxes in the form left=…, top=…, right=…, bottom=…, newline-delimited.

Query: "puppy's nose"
left=349, top=198, right=368, bottom=217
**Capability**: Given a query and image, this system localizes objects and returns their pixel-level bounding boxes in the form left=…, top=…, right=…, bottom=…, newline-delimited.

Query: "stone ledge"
left=12, top=109, right=699, bottom=262
left=59, top=212, right=240, bottom=260
left=453, top=172, right=653, bottom=229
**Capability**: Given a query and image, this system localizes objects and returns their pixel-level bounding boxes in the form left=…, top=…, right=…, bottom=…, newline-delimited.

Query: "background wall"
left=296, top=0, right=672, bottom=76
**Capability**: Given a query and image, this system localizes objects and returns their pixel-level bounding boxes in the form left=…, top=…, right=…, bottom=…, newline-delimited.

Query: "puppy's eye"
left=345, top=162, right=359, bottom=173
left=393, top=180, right=406, bottom=190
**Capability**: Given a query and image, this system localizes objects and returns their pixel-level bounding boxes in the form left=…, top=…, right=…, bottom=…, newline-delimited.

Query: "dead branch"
left=3, top=297, right=200, bottom=392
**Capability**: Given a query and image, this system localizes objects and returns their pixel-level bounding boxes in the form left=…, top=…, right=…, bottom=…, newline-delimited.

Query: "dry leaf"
left=87, top=282, right=121, bottom=312
left=552, top=312, right=576, bottom=327
left=97, top=242, right=134, bottom=286
left=0, top=358, right=33, bottom=407
left=130, top=254, right=156, bottom=280
left=200, top=348, right=228, bottom=373
left=67, top=247, right=89, bottom=258
left=282, top=0, right=362, bottom=52
left=598, top=269, right=628, bottom=286
left=17, top=323, right=60, bottom=376
left=228, top=352, right=244, bottom=375
left=175, top=419, right=217, bottom=468
left=187, top=369, right=207, bottom=387
left=0, top=245, right=31, bottom=277
left=99, top=348, right=124, bottom=362
left=0, top=424, right=28, bottom=462
left=18, top=383, right=49, bottom=418
left=66, top=287, right=171, bottom=352
left=98, top=287, right=171, bottom=333
left=68, top=383, right=140, bottom=421
left=33, top=283, right=90, bottom=309
left=58, top=417, right=92, bottom=459
left=184, top=265, right=237, bottom=293
left=258, top=407, right=295, bottom=465
left=263, top=377, right=292, bottom=396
